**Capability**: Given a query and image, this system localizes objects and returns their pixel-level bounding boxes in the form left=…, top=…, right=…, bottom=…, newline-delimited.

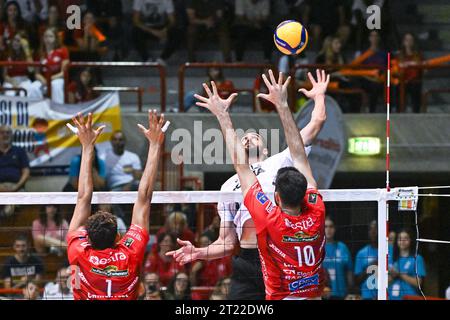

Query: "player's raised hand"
left=194, top=82, right=238, bottom=117
left=137, top=109, right=167, bottom=146
left=257, top=69, right=291, bottom=108
left=166, top=238, right=200, bottom=266
left=299, top=69, right=330, bottom=99
left=71, top=112, right=105, bottom=147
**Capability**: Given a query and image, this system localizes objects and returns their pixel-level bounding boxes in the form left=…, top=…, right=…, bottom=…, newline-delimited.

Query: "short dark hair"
left=86, top=211, right=118, bottom=250
left=274, top=167, right=307, bottom=208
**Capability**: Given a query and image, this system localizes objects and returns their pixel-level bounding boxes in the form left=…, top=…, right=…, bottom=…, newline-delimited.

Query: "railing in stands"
left=178, top=62, right=274, bottom=112
left=63, top=61, right=167, bottom=112
left=92, top=86, right=144, bottom=112
left=289, top=63, right=386, bottom=113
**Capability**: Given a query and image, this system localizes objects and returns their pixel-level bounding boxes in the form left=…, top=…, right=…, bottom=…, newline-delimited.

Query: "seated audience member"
left=100, top=131, right=143, bottom=191
left=351, top=0, right=386, bottom=51
left=323, top=216, right=353, bottom=299
left=72, top=11, right=107, bottom=61
left=0, top=125, right=30, bottom=218
left=67, top=67, right=100, bottom=103
left=0, top=1, right=30, bottom=54
left=344, top=289, right=362, bottom=300
left=64, top=147, right=106, bottom=191
left=34, top=27, right=70, bottom=104
left=209, top=277, right=231, bottom=300
left=392, top=33, right=423, bottom=113
left=186, top=0, right=231, bottom=62
left=355, top=30, right=387, bottom=113
left=142, top=272, right=167, bottom=300
left=43, top=266, right=73, bottom=300
left=165, top=272, right=192, bottom=300
left=388, top=229, right=426, bottom=300
left=156, top=211, right=196, bottom=245
left=9, top=0, right=48, bottom=25
left=132, top=0, right=179, bottom=64
left=21, top=280, right=41, bottom=300
left=1, top=234, right=44, bottom=288
left=144, top=232, right=185, bottom=286
left=233, top=0, right=271, bottom=62
left=32, top=204, right=69, bottom=255
left=86, top=0, right=126, bottom=61
left=183, top=67, right=235, bottom=112
left=189, top=235, right=231, bottom=287
left=201, top=215, right=220, bottom=242
left=38, top=5, right=64, bottom=43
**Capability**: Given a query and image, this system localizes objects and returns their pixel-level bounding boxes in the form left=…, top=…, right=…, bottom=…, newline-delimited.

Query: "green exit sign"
left=348, top=137, right=381, bottom=156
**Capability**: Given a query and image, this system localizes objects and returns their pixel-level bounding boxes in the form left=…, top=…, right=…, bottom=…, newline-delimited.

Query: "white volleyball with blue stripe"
left=274, top=20, right=308, bottom=55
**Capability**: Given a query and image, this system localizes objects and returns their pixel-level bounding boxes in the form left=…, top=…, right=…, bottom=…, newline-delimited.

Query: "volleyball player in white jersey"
left=167, top=69, right=330, bottom=299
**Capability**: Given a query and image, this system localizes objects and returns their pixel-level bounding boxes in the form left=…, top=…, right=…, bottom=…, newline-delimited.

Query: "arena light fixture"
left=348, top=137, right=381, bottom=156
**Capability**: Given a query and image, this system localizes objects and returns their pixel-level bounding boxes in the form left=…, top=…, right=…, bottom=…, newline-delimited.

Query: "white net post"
left=377, top=191, right=388, bottom=300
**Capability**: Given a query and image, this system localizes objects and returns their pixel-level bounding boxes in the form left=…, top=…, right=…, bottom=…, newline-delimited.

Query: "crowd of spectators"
left=0, top=1, right=433, bottom=113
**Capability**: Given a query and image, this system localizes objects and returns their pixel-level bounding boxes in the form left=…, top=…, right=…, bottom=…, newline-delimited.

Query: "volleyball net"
left=0, top=187, right=448, bottom=300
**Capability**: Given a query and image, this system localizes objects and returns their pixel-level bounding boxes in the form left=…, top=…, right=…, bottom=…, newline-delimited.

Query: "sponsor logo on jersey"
left=282, top=231, right=319, bottom=243
left=265, top=202, right=275, bottom=213
left=308, top=193, right=318, bottom=204
left=89, top=252, right=127, bottom=266
left=284, top=217, right=314, bottom=230
left=91, top=265, right=129, bottom=277
left=269, top=242, right=286, bottom=259
left=256, top=192, right=269, bottom=205
left=124, top=238, right=134, bottom=248
left=288, top=274, right=319, bottom=292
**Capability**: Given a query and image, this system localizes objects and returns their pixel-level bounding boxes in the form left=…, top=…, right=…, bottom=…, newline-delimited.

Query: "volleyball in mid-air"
left=274, top=20, right=308, bottom=55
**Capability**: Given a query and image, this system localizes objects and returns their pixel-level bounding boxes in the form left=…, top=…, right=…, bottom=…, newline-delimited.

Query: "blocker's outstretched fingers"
left=316, top=69, right=322, bottom=83
left=283, top=76, right=291, bottom=90
left=261, top=74, right=272, bottom=89
left=203, top=83, right=213, bottom=98
left=307, top=72, right=317, bottom=85
left=161, top=121, right=170, bottom=133
left=66, top=123, right=78, bottom=134
left=268, top=69, right=277, bottom=85
left=194, top=94, right=209, bottom=103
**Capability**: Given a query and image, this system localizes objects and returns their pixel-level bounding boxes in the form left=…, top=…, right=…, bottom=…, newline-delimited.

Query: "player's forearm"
left=299, top=94, right=326, bottom=146
left=77, top=145, right=94, bottom=201
left=137, top=144, right=161, bottom=202
left=278, top=104, right=307, bottom=162
left=196, top=241, right=235, bottom=260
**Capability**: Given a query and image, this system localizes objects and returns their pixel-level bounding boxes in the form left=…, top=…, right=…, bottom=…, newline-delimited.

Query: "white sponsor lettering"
left=284, top=217, right=314, bottom=230
left=89, top=252, right=127, bottom=266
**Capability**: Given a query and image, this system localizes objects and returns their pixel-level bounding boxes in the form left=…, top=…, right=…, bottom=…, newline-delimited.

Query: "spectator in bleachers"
left=38, top=5, right=64, bottom=44
left=233, top=0, right=271, bottom=62
left=71, top=11, right=107, bottom=61
left=1, top=234, right=44, bottom=289
left=1, top=32, right=42, bottom=98
left=183, top=67, right=235, bottom=112
left=354, top=220, right=393, bottom=300
left=344, top=289, right=362, bottom=300
left=42, top=266, right=73, bottom=300
left=64, top=147, right=106, bottom=191
left=31, top=204, right=69, bottom=255
left=34, top=27, right=69, bottom=104
left=303, top=0, right=347, bottom=51
left=86, top=0, right=126, bottom=61
left=144, top=232, right=185, bottom=286
left=186, top=0, right=231, bottom=62
left=316, top=36, right=345, bottom=65
left=0, top=1, right=29, bottom=54
left=67, top=67, right=100, bottom=103
left=209, top=276, right=231, bottom=300
left=356, top=30, right=386, bottom=113
left=351, top=0, right=385, bottom=51
left=201, top=215, right=220, bottom=242
left=21, top=280, right=41, bottom=300
left=189, top=234, right=231, bottom=287
left=323, top=216, right=353, bottom=300
left=165, top=271, right=192, bottom=300
left=156, top=211, right=196, bottom=245
left=132, top=0, right=179, bottom=65
left=388, top=229, right=426, bottom=300
left=7, top=0, right=48, bottom=24
left=393, top=33, right=423, bottom=113
left=0, top=124, right=30, bottom=219
left=100, top=130, right=143, bottom=191
left=142, top=272, right=167, bottom=300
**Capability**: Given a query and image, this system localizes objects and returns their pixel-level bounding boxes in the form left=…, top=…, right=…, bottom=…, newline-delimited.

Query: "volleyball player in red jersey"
left=192, top=70, right=328, bottom=300
left=67, top=110, right=166, bottom=300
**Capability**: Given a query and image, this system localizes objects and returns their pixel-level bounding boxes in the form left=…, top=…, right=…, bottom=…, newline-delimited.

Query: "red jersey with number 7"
left=244, top=181, right=326, bottom=300
left=67, top=224, right=149, bottom=300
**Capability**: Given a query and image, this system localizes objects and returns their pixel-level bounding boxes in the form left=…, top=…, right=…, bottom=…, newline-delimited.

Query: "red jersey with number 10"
left=244, top=181, right=326, bottom=300
left=67, top=224, right=149, bottom=300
